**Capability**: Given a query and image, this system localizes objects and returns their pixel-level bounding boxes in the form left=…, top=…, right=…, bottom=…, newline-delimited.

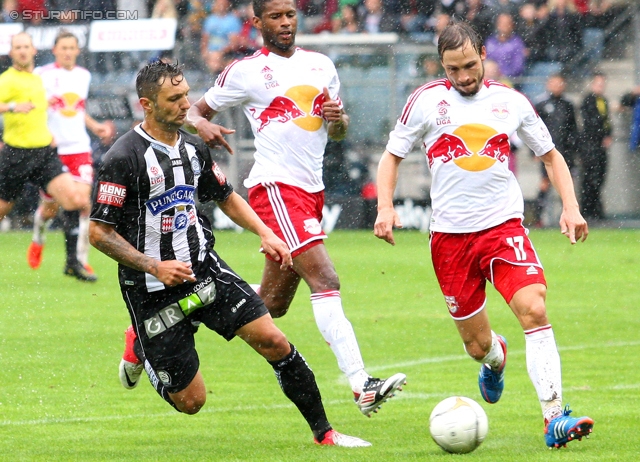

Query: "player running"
left=0, top=33, right=87, bottom=228
left=27, top=31, right=113, bottom=281
left=375, top=20, right=594, bottom=449
left=186, top=0, right=405, bottom=417
left=90, top=61, right=370, bottom=447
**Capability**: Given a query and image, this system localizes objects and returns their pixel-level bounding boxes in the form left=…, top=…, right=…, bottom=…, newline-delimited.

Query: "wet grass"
left=0, top=228, right=638, bottom=461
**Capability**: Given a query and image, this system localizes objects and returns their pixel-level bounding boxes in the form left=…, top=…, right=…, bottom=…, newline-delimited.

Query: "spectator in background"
left=516, top=2, right=547, bottom=66
left=577, top=0, right=613, bottom=76
left=485, top=13, right=526, bottom=81
left=488, top=0, right=520, bottom=17
left=435, top=0, right=465, bottom=16
left=620, top=85, right=640, bottom=152
left=534, top=73, right=579, bottom=226
left=461, top=0, right=496, bottom=41
left=579, top=71, right=611, bottom=220
left=484, top=57, right=513, bottom=87
left=16, top=0, right=47, bottom=24
left=431, top=12, right=451, bottom=45
left=152, top=0, right=179, bottom=18
left=332, top=3, right=362, bottom=33
left=400, top=0, right=437, bottom=35
left=538, top=0, right=582, bottom=71
left=226, top=2, right=259, bottom=60
left=200, top=0, right=242, bottom=74
left=360, top=0, right=401, bottom=33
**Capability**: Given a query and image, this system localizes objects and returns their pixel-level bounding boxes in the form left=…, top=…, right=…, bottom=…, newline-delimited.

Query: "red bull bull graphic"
left=477, top=133, right=510, bottom=162
left=309, top=92, right=326, bottom=118
left=249, top=96, right=305, bottom=132
left=250, top=86, right=336, bottom=132
left=49, top=93, right=85, bottom=117
left=426, top=134, right=473, bottom=168
left=426, top=124, right=510, bottom=172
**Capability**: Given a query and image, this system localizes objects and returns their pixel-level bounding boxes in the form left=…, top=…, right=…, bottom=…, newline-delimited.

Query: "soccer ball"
left=429, top=396, right=489, bottom=454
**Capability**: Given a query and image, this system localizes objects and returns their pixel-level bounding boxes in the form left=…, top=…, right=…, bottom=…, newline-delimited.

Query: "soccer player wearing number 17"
left=375, top=20, right=594, bottom=449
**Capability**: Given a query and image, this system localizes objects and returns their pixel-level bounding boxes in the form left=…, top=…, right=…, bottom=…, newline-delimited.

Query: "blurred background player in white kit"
left=187, top=0, right=406, bottom=417
left=27, top=31, right=114, bottom=282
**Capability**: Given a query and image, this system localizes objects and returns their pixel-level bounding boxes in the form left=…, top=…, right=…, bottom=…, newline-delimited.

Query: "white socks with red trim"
left=477, top=331, right=505, bottom=370
left=525, top=325, right=563, bottom=419
left=311, top=290, right=369, bottom=393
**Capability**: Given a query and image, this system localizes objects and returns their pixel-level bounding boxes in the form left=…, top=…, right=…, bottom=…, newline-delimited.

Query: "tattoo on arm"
left=94, top=226, right=158, bottom=276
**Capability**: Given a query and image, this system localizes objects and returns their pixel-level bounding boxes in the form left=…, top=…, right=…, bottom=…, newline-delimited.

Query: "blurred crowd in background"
left=0, top=0, right=631, bottom=86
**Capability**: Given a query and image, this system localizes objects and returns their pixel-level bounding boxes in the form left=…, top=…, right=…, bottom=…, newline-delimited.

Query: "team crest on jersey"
left=212, top=162, right=227, bottom=185
left=492, top=103, right=509, bottom=119
left=174, top=211, right=189, bottom=230
left=149, top=166, right=164, bottom=186
left=437, top=100, right=450, bottom=115
left=303, top=218, right=322, bottom=235
left=157, top=370, right=172, bottom=386
left=445, top=296, right=459, bottom=314
left=190, top=156, right=201, bottom=175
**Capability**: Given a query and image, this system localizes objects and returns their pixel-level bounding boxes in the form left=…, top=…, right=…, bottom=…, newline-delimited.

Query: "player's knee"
left=257, top=331, right=291, bottom=361
left=265, top=297, right=291, bottom=318
left=463, top=338, right=492, bottom=361
left=176, top=395, right=206, bottom=415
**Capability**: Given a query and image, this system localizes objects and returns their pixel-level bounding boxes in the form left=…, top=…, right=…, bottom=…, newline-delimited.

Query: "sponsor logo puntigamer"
left=146, top=185, right=196, bottom=216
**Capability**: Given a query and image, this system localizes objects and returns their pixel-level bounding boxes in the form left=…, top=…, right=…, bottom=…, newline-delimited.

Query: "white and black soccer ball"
left=429, top=396, right=489, bottom=454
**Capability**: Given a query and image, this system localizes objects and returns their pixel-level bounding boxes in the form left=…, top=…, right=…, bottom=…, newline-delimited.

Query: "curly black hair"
left=135, top=60, right=184, bottom=101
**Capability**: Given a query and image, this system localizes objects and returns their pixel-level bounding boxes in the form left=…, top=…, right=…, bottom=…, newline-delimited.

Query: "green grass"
left=1, top=229, right=639, bottom=461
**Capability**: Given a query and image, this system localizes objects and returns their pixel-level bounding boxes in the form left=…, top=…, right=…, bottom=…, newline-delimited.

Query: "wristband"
left=8, top=102, right=16, bottom=112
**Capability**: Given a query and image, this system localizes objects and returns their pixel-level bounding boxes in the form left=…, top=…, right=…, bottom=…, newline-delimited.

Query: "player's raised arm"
left=374, top=150, right=404, bottom=246
left=89, top=221, right=197, bottom=286
left=186, top=97, right=236, bottom=154
left=216, top=191, right=293, bottom=269
left=539, top=147, right=588, bottom=244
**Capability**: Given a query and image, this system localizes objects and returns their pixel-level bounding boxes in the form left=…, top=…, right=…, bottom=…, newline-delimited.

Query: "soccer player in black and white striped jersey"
left=89, top=60, right=370, bottom=447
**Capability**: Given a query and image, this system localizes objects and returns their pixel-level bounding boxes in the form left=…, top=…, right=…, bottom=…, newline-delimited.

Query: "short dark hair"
left=54, top=30, right=78, bottom=46
left=437, top=19, right=483, bottom=61
left=252, top=0, right=271, bottom=18
left=136, top=61, right=184, bottom=101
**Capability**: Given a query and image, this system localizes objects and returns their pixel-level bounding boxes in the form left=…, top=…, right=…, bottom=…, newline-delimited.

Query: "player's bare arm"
left=186, top=98, right=236, bottom=154
left=89, top=221, right=197, bottom=285
left=322, top=87, right=349, bottom=141
left=216, top=192, right=293, bottom=269
left=540, top=148, right=588, bottom=244
left=374, top=150, right=404, bottom=246
left=0, top=101, right=35, bottom=114
left=85, top=114, right=114, bottom=140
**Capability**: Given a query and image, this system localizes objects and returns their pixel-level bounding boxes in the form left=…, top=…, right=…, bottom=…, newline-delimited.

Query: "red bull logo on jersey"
left=427, top=124, right=510, bottom=172
left=426, top=134, right=473, bottom=167
left=251, top=85, right=330, bottom=133
left=146, top=184, right=196, bottom=216
left=250, top=96, right=305, bottom=132
left=491, top=103, right=509, bottom=119
left=48, top=92, right=85, bottom=117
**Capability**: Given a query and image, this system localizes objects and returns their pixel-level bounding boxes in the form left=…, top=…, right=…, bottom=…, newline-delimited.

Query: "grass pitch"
left=1, top=228, right=639, bottom=461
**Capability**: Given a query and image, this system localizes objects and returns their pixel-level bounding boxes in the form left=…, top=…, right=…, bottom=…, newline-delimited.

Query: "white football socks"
left=525, top=325, right=563, bottom=420
left=77, top=214, right=90, bottom=266
left=476, top=331, right=505, bottom=371
left=32, top=206, right=51, bottom=245
left=310, top=290, right=369, bottom=393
